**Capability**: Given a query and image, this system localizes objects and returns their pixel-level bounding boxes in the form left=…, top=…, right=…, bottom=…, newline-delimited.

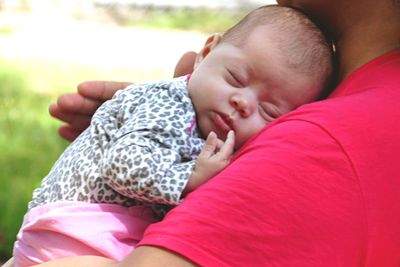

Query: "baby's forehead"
left=222, top=22, right=302, bottom=57
left=221, top=23, right=274, bottom=47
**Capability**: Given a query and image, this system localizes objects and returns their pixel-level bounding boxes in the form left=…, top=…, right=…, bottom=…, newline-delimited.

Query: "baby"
left=13, top=5, right=333, bottom=267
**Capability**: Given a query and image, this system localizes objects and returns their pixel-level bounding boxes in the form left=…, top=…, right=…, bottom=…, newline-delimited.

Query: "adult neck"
left=330, top=1, right=400, bottom=81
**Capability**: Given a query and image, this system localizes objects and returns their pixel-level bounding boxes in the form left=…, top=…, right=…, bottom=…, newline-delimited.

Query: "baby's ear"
left=193, top=33, right=222, bottom=69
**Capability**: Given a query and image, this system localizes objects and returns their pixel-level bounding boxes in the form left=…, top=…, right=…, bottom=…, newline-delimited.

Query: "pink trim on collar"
left=187, top=118, right=197, bottom=135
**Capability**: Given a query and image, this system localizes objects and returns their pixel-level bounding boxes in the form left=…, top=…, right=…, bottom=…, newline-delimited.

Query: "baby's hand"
left=183, top=131, right=235, bottom=195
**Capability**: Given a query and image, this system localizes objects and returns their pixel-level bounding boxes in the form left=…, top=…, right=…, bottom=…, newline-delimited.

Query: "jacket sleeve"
left=100, top=131, right=195, bottom=205
left=92, top=83, right=195, bottom=206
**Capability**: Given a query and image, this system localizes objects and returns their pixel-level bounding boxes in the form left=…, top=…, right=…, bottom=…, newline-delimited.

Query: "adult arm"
left=33, top=247, right=196, bottom=267
left=51, top=52, right=197, bottom=142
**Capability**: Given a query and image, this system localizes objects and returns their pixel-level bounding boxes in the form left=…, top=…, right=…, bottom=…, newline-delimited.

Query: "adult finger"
left=173, top=51, right=197, bottom=77
left=53, top=93, right=103, bottom=115
left=77, top=81, right=131, bottom=101
left=58, top=125, right=83, bottom=142
left=49, top=103, right=92, bottom=130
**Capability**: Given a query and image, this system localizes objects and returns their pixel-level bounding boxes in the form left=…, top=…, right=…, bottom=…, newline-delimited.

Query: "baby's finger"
left=199, top=131, right=218, bottom=158
left=216, top=138, right=225, bottom=150
left=217, top=131, right=235, bottom=159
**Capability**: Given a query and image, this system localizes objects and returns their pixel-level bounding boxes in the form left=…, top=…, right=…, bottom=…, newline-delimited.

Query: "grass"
left=0, top=59, right=69, bottom=260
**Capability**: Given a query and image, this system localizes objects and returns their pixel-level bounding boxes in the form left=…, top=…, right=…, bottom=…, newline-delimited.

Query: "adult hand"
left=173, top=51, right=197, bottom=77
left=49, top=81, right=131, bottom=142
left=50, top=51, right=197, bottom=142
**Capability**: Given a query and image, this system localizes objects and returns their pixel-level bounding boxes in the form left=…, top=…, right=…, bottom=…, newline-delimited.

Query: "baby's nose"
left=230, top=94, right=254, bottom=118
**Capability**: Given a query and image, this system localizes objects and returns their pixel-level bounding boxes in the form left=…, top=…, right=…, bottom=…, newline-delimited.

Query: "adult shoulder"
left=138, top=118, right=366, bottom=267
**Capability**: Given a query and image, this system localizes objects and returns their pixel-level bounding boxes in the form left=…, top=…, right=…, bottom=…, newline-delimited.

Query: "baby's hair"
left=222, top=5, right=334, bottom=95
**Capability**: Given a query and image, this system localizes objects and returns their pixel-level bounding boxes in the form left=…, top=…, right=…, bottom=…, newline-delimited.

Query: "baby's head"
left=188, top=5, right=333, bottom=149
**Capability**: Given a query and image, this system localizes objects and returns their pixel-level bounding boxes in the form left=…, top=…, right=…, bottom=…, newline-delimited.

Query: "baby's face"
left=188, top=25, right=322, bottom=149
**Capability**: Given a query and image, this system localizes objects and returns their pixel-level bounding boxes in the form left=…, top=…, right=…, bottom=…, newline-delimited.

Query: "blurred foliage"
left=0, top=25, right=14, bottom=35
left=103, top=6, right=247, bottom=33
left=0, top=59, right=69, bottom=260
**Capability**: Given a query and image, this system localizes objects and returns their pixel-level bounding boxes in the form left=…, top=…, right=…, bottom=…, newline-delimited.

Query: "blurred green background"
left=0, top=0, right=270, bottom=261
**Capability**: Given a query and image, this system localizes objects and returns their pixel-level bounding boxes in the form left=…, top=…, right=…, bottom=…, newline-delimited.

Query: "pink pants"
left=13, top=201, right=157, bottom=267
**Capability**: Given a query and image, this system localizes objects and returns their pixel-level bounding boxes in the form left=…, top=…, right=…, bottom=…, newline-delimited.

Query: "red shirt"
left=139, top=49, right=400, bottom=266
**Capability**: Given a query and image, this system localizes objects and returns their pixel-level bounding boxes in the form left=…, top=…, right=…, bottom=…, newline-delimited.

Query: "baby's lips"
left=213, top=112, right=233, bottom=133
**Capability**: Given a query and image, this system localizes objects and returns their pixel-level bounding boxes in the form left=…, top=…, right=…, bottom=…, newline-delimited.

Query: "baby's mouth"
left=213, top=112, right=234, bottom=133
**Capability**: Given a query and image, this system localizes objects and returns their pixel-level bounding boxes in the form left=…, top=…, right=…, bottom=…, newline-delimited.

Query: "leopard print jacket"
left=29, top=76, right=204, bottom=216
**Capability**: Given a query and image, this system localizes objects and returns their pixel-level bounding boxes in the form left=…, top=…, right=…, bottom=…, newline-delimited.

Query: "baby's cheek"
left=197, top=117, right=210, bottom=138
left=238, top=124, right=264, bottom=148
